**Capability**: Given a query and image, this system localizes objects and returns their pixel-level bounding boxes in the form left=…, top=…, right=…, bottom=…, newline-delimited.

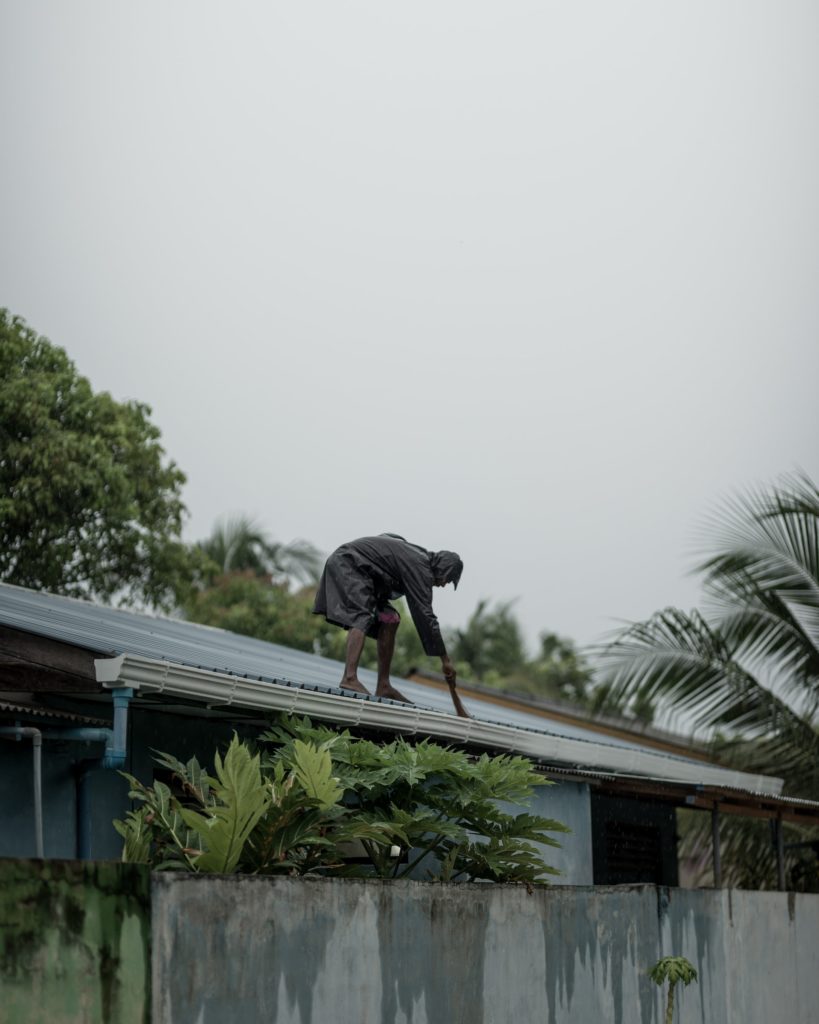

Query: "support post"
left=711, top=805, right=722, bottom=889
left=775, top=815, right=786, bottom=891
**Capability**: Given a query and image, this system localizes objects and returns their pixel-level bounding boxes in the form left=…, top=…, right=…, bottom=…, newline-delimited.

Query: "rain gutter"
left=103, top=652, right=784, bottom=797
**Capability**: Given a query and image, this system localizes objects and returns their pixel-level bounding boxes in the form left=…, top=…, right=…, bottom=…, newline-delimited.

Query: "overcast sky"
left=2, top=2, right=818, bottom=653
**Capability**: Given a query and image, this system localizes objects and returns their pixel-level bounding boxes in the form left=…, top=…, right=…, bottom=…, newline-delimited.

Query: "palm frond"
left=198, top=515, right=270, bottom=574
left=265, top=538, right=323, bottom=585
left=600, top=609, right=819, bottom=766
left=679, top=808, right=819, bottom=891
left=197, top=516, right=324, bottom=585
left=711, top=596, right=819, bottom=700
left=697, top=475, right=819, bottom=611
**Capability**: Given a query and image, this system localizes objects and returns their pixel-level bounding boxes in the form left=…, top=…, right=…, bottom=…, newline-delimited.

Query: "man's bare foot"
left=339, top=677, right=371, bottom=695
left=375, top=683, right=413, bottom=704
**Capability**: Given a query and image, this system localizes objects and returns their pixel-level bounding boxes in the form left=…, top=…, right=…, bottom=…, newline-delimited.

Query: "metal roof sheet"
left=0, top=583, right=778, bottom=791
left=0, top=582, right=662, bottom=748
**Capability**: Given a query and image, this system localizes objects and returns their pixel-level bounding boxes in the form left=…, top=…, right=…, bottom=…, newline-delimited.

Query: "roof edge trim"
left=117, top=653, right=784, bottom=797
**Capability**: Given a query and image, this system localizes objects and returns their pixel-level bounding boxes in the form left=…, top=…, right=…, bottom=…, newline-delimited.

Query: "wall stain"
left=376, top=881, right=489, bottom=1024
left=267, top=891, right=335, bottom=1024
left=541, top=886, right=661, bottom=1024
left=0, top=858, right=150, bottom=1024
left=541, top=889, right=597, bottom=1022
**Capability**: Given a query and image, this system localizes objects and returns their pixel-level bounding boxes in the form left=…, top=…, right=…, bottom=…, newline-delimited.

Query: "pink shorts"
left=377, top=609, right=401, bottom=625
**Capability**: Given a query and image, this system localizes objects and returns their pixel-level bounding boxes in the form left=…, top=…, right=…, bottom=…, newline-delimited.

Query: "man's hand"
left=441, top=656, right=457, bottom=686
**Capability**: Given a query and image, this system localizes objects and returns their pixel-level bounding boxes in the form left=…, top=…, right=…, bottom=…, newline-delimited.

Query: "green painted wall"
left=0, top=859, right=150, bottom=1024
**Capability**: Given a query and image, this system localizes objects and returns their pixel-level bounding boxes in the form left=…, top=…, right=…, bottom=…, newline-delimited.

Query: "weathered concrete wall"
left=0, top=859, right=151, bottom=1024
left=152, top=875, right=819, bottom=1024
left=521, top=779, right=593, bottom=885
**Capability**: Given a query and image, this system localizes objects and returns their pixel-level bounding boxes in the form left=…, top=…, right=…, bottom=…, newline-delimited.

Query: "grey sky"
left=2, top=2, right=818, bottom=653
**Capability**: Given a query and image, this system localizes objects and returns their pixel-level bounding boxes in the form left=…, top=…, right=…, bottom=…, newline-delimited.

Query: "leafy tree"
left=448, top=600, right=594, bottom=706
left=516, top=631, right=594, bottom=704
left=450, top=599, right=528, bottom=680
left=183, top=572, right=326, bottom=653
left=274, top=722, right=568, bottom=884
left=0, top=309, right=198, bottom=609
left=197, top=514, right=322, bottom=586
left=115, top=716, right=570, bottom=884
left=601, top=471, right=819, bottom=889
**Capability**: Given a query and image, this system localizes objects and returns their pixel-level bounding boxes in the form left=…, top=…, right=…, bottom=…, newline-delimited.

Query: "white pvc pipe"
left=0, top=726, right=44, bottom=857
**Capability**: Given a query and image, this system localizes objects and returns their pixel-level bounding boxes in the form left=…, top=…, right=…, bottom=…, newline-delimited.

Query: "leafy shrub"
left=115, top=715, right=569, bottom=885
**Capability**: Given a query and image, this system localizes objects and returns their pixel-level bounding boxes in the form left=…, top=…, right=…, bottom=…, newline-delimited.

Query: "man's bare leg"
left=340, top=628, right=370, bottom=694
left=374, top=621, right=412, bottom=703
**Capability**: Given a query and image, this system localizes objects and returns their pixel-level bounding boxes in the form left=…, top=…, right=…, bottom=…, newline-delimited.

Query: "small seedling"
left=648, top=956, right=698, bottom=1024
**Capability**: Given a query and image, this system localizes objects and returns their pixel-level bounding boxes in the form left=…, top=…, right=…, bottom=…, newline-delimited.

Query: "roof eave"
left=99, top=653, right=785, bottom=798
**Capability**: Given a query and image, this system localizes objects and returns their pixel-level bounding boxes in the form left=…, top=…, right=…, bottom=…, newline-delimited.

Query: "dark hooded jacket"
left=313, top=534, right=462, bottom=657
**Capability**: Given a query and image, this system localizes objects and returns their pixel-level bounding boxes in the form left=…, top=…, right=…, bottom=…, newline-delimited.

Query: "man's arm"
left=403, top=577, right=471, bottom=719
left=441, top=652, right=471, bottom=719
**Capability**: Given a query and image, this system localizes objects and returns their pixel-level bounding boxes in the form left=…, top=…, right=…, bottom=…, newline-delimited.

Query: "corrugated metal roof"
left=0, top=582, right=777, bottom=790
left=0, top=700, right=109, bottom=726
left=0, top=582, right=675, bottom=751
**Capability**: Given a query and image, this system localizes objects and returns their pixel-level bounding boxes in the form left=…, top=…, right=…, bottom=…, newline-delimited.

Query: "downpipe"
left=44, top=700, right=131, bottom=766
left=2, top=688, right=133, bottom=860
left=69, top=687, right=134, bottom=859
left=0, top=725, right=44, bottom=857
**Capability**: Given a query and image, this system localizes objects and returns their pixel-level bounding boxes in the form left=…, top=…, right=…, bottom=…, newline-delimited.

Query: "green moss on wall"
left=0, top=859, right=150, bottom=1024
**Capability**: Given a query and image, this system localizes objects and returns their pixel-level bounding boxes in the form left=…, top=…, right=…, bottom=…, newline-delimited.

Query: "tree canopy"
left=0, top=310, right=197, bottom=609
left=449, top=599, right=594, bottom=704
left=600, top=471, right=819, bottom=889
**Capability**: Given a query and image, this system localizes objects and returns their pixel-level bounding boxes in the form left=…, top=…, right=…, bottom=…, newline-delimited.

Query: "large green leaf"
left=113, top=807, right=153, bottom=864
left=291, top=740, right=343, bottom=809
left=152, top=750, right=211, bottom=806
left=179, top=735, right=270, bottom=873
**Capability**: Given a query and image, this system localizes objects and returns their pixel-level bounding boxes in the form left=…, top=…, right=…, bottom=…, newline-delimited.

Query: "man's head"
left=431, top=550, right=463, bottom=590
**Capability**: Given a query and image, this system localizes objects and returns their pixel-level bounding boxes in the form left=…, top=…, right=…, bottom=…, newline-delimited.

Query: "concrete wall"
left=504, top=779, right=593, bottom=885
left=152, top=875, right=819, bottom=1024
left=0, top=859, right=150, bottom=1024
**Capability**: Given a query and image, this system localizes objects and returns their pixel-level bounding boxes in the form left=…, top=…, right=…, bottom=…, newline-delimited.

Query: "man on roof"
left=313, top=533, right=470, bottom=718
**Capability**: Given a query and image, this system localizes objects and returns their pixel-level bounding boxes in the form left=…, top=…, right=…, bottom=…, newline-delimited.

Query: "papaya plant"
left=116, top=736, right=271, bottom=872
left=117, top=732, right=399, bottom=874
left=260, top=716, right=570, bottom=883
left=648, top=956, right=698, bottom=1024
left=115, top=715, right=569, bottom=884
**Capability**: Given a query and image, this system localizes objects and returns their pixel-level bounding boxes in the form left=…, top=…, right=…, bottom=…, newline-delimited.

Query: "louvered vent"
left=603, top=819, right=663, bottom=884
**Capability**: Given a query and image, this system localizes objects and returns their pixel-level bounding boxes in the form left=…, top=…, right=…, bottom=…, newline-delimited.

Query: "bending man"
left=313, top=533, right=470, bottom=718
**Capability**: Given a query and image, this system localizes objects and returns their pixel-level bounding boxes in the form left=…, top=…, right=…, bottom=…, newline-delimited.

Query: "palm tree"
left=600, top=471, right=819, bottom=888
left=197, top=516, right=323, bottom=587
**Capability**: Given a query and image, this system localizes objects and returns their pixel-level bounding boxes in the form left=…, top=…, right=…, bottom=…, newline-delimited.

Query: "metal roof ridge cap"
left=114, top=654, right=785, bottom=795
